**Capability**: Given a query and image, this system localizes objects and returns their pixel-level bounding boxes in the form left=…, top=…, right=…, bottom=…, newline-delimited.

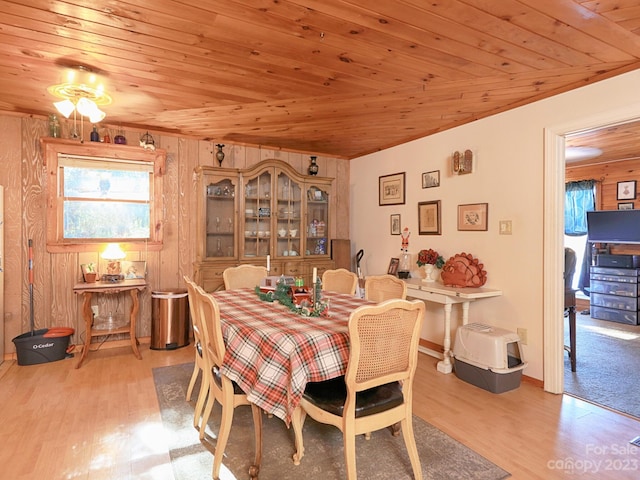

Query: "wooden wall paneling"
left=0, top=116, right=23, bottom=353
left=22, top=118, right=49, bottom=335
left=334, top=157, right=350, bottom=240
left=155, top=135, right=181, bottom=292
left=178, top=138, right=199, bottom=285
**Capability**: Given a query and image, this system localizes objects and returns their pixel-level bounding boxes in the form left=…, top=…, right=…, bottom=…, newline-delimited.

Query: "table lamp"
left=101, top=243, right=126, bottom=282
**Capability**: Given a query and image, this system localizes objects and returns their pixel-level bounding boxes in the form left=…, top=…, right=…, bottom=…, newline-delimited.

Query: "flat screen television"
left=586, top=210, right=640, bottom=244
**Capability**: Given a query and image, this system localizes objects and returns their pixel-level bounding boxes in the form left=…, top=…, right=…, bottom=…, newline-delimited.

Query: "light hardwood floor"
left=1, top=345, right=639, bottom=479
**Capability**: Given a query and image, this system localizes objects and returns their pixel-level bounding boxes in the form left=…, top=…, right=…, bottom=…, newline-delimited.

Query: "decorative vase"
left=422, top=264, right=435, bottom=283
left=308, top=155, right=319, bottom=175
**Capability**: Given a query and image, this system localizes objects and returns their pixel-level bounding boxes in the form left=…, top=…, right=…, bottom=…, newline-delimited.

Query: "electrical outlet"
left=517, top=327, right=528, bottom=345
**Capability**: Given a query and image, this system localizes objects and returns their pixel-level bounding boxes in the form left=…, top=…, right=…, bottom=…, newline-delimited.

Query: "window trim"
left=42, top=138, right=165, bottom=253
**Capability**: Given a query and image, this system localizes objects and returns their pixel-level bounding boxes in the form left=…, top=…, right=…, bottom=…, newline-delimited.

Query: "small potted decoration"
left=84, top=263, right=98, bottom=283
left=416, top=249, right=445, bottom=283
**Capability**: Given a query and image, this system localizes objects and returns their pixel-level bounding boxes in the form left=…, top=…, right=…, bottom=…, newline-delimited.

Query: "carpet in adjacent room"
left=564, top=314, right=640, bottom=419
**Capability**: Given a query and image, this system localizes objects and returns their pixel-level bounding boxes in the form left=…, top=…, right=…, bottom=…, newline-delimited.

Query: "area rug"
left=564, top=314, right=640, bottom=419
left=153, top=363, right=510, bottom=480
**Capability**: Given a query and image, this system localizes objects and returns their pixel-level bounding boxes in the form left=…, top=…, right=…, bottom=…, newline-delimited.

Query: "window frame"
left=42, top=138, right=165, bottom=253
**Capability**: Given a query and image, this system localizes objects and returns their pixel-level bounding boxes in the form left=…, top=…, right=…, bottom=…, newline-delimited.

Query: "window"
left=43, top=139, right=165, bottom=252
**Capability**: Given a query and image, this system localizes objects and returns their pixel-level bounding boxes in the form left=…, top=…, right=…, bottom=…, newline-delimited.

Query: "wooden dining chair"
left=223, top=264, right=268, bottom=290
left=321, top=268, right=358, bottom=295
left=364, top=274, right=407, bottom=303
left=291, top=299, right=425, bottom=479
left=183, top=276, right=206, bottom=427
left=195, top=283, right=263, bottom=479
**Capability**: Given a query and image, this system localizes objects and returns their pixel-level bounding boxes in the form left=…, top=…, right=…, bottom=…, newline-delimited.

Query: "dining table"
left=212, top=287, right=373, bottom=425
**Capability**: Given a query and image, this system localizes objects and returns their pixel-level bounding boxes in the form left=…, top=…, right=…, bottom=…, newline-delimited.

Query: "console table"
left=403, top=278, right=502, bottom=374
left=73, top=279, right=148, bottom=368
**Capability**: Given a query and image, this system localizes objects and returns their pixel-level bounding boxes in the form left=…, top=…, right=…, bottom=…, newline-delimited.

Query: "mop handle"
left=28, top=239, right=33, bottom=284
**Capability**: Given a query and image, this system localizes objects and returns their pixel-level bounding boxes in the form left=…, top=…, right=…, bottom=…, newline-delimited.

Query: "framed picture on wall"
left=457, top=203, right=488, bottom=231
left=617, top=180, right=636, bottom=200
left=390, top=214, right=401, bottom=235
left=618, top=202, right=634, bottom=210
left=379, top=172, right=406, bottom=206
left=422, top=170, right=440, bottom=188
left=418, top=200, right=441, bottom=235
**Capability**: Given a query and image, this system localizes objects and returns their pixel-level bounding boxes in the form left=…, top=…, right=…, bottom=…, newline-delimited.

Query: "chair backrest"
left=321, top=268, right=358, bottom=295
left=223, top=264, right=268, bottom=290
left=564, top=247, right=577, bottom=289
left=194, top=284, right=226, bottom=368
left=184, top=275, right=204, bottom=348
left=345, top=299, right=425, bottom=395
left=364, top=274, right=407, bottom=302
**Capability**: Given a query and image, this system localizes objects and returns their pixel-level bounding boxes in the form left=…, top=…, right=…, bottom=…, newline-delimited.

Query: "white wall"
left=350, top=69, right=640, bottom=381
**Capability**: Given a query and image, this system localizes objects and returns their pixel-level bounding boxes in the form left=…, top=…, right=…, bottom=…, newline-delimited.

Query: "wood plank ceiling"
left=1, top=0, right=640, bottom=159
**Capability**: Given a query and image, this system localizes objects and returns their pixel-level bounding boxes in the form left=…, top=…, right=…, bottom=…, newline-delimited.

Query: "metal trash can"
left=151, top=289, right=190, bottom=350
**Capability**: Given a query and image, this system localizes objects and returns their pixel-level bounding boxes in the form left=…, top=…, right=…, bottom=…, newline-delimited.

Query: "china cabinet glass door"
left=305, top=184, right=330, bottom=257
left=205, top=177, right=237, bottom=258
left=275, top=170, right=302, bottom=258
left=243, top=170, right=272, bottom=259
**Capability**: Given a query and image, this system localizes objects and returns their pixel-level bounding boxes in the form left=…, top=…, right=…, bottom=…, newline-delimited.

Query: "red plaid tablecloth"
left=212, top=288, right=372, bottom=424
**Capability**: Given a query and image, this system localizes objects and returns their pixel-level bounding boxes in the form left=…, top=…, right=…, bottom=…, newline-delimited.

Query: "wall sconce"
left=101, top=243, right=126, bottom=282
left=452, top=149, right=474, bottom=175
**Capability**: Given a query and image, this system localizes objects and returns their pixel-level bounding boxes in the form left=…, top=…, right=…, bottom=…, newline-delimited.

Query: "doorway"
left=544, top=108, right=640, bottom=414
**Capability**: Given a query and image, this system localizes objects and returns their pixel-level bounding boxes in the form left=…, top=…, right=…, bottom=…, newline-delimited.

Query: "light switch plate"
left=499, top=220, right=512, bottom=235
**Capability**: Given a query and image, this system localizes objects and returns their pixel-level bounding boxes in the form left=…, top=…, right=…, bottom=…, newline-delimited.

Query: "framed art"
left=379, top=172, right=406, bottom=206
left=390, top=214, right=401, bottom=235
left=122, top=260, right=147, bottom=279
left=418, top=200, right=441, bottom=235
left=387, top=258, right=399, bottom=275
left=618, top=202, right=634, bottom=210
left=422, top=170, right=440, bottom=188
left=458, top=203, right=488, bottom=231
left=617, top=180, right=636, bottom=200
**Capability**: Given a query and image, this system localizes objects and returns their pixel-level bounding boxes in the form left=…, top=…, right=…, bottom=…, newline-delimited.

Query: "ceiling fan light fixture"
left=565, top=146, right=603, bottom=162
left=48, top=65, right=112, bottom=123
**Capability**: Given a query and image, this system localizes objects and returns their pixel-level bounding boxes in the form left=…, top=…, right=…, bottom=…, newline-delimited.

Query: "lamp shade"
left=101, top=243, right=126, bottom=260
left=54, top=99, right=76, bottom=118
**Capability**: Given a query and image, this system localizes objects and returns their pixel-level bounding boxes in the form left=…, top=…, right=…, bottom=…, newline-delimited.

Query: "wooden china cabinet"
left=194, top=159, right=335, bottom=292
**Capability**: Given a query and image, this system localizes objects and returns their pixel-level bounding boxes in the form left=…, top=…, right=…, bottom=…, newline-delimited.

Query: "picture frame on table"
left=422, top=170, right=440, bottom=188
left=618, top=202, right=634, bottom=210
left=379, top=172, right=406, bottom=206
left=617, top=180, right=636, bottom=200
left=418, top=200, right=441, bottom=235
left=457, top=203, right=488, bottom=231
left=121, top=260, right=147, bottom=279
left=390, top=214, right=401, bottom=235
left=387, top=258, right=400, bottom=276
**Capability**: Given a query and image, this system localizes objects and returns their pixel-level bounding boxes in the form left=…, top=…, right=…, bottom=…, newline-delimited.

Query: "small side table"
left=73, top=279, right=148, bottom=368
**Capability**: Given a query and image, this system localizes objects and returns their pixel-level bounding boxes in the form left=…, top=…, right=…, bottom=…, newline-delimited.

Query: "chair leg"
left=193, top=372, right=209, bottom=430
left=199, top=384, right=215, bottom=441
left=186, top=358, right=200, bottom=401
left=212, top=390, right=235, bottom=480
left=291, top=406, right=306, bottom=465
left=248, top=404, right=262, bottom=479
left=400, top=417, right=422, bottom=480
left=343, top=422, right=357, bottom=480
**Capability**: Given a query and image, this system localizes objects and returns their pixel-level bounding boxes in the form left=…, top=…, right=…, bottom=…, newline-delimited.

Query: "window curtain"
left=565, top=180, right=596, bottom=235
left=565, top=180, right=596, bottom=296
